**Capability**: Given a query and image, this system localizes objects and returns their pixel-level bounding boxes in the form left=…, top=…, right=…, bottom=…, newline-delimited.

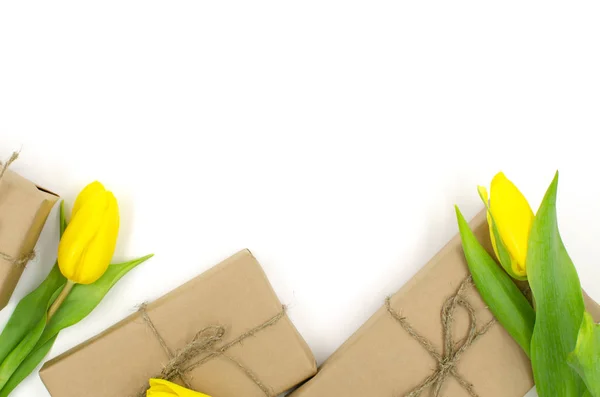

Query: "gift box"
left=40, top=249, right=317, bottom=397
left=0, top=158, right=58, bottom=310
left=290, top=210, right=600, bottom=397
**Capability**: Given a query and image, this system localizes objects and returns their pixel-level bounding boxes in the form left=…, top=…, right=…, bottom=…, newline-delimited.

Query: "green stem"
left=47, top=281, right=75, bottom=321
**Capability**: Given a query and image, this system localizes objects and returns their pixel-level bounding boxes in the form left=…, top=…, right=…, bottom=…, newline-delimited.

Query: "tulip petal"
left=58, top=191, right=109, bottom=283
left=148, top=379, right=211, bottom=397
left=147, top=392, right=177, bottom=397
left=489, top=172, right=534, bottom=277
left=71, top=181, right=106, bottom=218
left=478, top=185, right=527, bottom=281
left=75, top=192, right=119, bottom=284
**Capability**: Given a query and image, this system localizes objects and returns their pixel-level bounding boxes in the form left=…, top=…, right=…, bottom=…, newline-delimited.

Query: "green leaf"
left=477, top=187, right=527, bottom=281
left=0, top=200, right=68, bottom=365
left=0, top=202, right=67, bottom=392
left=0, top=201, right=67, bottom=363
left=0, top=317, right=46, bottom=390
left=37, top=254, right=153, bottom=347
left=59, top=201, right=67, bottom=237
left=527, top=172, right=586, bottom=397
left=0, top=336, right=57, bottom=397
left=0, top=265, right=66, bottom=365
left=567, top=312, right=600, bottom=397
left=456, top=206, right=535, bottom=356
left=0, top=255, right=152, bottom=394
left=0, top=286, right=61, bottom=390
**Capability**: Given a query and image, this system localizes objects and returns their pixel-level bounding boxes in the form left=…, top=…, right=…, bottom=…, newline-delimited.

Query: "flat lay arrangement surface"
left=2, top=2, right=600, bottom=397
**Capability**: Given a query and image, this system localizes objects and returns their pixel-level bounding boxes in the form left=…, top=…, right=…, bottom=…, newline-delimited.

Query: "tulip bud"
left=478, top=172, right=534, bottom=280
left=146, top=379, right=211, bottom=397
left=58, top=181, right=120, bottom=285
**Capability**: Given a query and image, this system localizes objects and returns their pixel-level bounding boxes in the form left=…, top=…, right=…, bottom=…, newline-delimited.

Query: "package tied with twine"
left=0, top=153, right=58, bottom=310
left=40, top=249, right=317, bottom=397
left=290, top=210, right=600, bottom=397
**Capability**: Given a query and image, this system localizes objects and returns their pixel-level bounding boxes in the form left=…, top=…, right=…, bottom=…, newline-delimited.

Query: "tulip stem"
left=47, top=281, right=76, bottom=321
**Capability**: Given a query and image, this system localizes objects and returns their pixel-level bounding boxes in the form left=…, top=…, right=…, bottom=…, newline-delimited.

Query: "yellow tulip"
left=57, top=181, right=120, bottom=285
left=478, top=172, right=534, bottom=279
left=147, top=379, right=211, bottom=397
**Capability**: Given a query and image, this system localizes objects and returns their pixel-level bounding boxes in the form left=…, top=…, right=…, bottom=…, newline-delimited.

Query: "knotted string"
left=385, top=276, right=496, bottom=397
left=0, top=151, right=36, bottom=268
left=137, top=304, right=287, bottom=397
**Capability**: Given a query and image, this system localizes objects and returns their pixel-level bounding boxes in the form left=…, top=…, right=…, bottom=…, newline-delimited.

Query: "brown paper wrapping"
left=0, top=168, right=58, bottom=310
left=291, top=211, right=600, bottom=397
left=40, top=249, right=317, bottom=397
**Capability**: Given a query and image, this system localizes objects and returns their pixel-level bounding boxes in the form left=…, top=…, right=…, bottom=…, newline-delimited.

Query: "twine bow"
left=0, top=151, right=36, bottom=268
left=137, top=304, right=287, bottom=397
left=385, top=277, right=496, bottom=397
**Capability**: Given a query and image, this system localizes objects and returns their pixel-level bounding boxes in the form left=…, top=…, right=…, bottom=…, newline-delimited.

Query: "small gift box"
left=0, top=155, right=58, bottom=310
left=40, top=249, right=317, bottom=397
left=290, top=210, right=600, bottom=397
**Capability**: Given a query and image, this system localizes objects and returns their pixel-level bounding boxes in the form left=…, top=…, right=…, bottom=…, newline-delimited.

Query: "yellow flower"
left=478, top=172, right=534, bottom=279
left=57, top=181, right=120, bottom=285
left=147, top=379, right=211, bottom=397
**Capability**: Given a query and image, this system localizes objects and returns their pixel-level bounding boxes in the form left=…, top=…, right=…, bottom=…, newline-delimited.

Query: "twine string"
left=0, top=151, right=36, bottom=268
left=137, top=304, right=287, bottom=397
left=385, top=276, right=496, bottom=397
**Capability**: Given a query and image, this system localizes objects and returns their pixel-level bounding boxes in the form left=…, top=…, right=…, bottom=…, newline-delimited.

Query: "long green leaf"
left=0, top=316, right=46, bottom=391
left=456, top=206, right=535, bottom=356
left=37, top=254, right=153, bottom=347
left=527, top=172, right=585, bottom=397
left=0, top=266, right=65, bottom=365
left=0, top=202, right=67, bottom=366
left=0, top=286, right=61, bottom=390
left=0, top=337, right=57, bottom=397
left=0, top=255, right=152, bottom=394
left=567, top=312, right=600, bottom=397
left=0, top=201, right=67, bottom=363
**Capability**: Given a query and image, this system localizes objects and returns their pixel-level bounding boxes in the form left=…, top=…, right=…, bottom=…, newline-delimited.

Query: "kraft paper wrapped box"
left=40, top=249, right=317, bottom=397
left=291, top=211, right=600, bottom=397
left=0, top=160, right=58, bottom=310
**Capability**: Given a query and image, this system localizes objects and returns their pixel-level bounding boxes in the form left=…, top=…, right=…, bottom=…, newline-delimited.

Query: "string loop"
left=137, top=304, right=287, bottom=397
left=385, top=277, right=496, bottom=397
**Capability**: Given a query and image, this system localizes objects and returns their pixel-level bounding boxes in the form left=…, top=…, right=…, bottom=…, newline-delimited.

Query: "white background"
left=1, top=2, right=599, bottom=396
